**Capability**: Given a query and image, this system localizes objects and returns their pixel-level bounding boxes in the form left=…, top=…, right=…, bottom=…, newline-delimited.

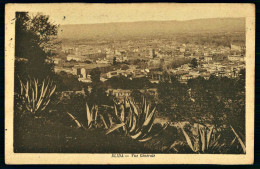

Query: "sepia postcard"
left=5, top=3, right=255, bottom=164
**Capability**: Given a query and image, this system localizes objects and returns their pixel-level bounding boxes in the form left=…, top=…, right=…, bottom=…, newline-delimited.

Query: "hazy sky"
left=22, top=3, right=253, bottom=25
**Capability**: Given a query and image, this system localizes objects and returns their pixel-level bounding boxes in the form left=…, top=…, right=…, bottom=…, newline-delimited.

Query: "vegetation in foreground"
left=13, top=12, right=246, bottom=154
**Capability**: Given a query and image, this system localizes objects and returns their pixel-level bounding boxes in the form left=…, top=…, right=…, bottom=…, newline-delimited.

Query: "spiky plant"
left=230, top=125, right=246, bottom=153
left=18, top=77, right=56, bottom=115
left=85, top=103, right=98, bottom=129
left=66, top=112, right=86, bottom=129
left=175, top=123, right=224, bottom=153
left=66, top=102, right=99, bottom=129
left=105, top=98, right=167, bottom=142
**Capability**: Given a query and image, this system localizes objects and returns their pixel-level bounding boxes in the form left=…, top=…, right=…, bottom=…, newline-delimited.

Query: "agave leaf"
left=41, top=99, right=50, bottom=111
left=49, top=85, right=56, bottom=97
left=25, top=104, right=31, bottom=112
left=147, top=117, right=155, bottom=133
left=180, top=126, right=195, bottom=152
left=124, top=97, right=127, bottom=108
left=108, top=114, right=114, bottom=127
left=210, top=134, right=221, bottom=149
left=128, top=108, right=133, bottom=129
left=36, top=97, right=44, bottom=111
left=100, top=114, right=109, bottom=129
left=142, top=97, right=147, bottom=116
left=94, top=105, right=98, bottom=122
left=138, top=105, right=147, bottom=129
left=120, top=105, right=126, bottom=132
left=113, top=98, right=118, bottom=105
left=120, top=105, right=125, bottom=122
left=39, top=79, right=45, bottom=100
left=141, top=123, right=168, bottom=142
left=106, top=108, right=121, bottom=123
left=42, top=79, right=50, bottom=99
left=129, top=100, right=139, bottom=116
left=168, top=142, right=179, bottom=152
left=49, top=79, right=53, bottom=88
left=19, top=79, right=24, bottom=96
left=145, top=104, right=150, bottom=119
left=86, top=103, right=92, bottom=126
left=199, top=126, right=206, bottom=152
left=114, top=104, right=118, bottom=116
left=67, top=112, right=82, bottom=128
left=138, top=136, right=153, bottom=142
left=139, top=112, right=156, bottom=138
left=106, top=123, right=125, bottom=135
left=32, top=88, right=35, bottom=110
left=230, top=125, right=246, bottom=153
left=27, top=84, right=31, bottom=106
left=230, top=137, right=237, bottom=146
left=26, top=80, right=29, bottom=98
left=129, top=114, right=137, bottom=133
left=142, top=107, right=156, bottom=127
left=206, top=126, right=214, bottom=149
left=130, top=131, right=142, bottom=140
left=34, top=78, right=38, bottom=101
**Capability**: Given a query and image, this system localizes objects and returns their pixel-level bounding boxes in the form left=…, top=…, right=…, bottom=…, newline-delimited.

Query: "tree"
left=15, top=12, right=59, bottom=81
left=237, top=68, right=245, bottom=91
left=90, top=67, right=101, bottom=83
left=113, top=56, right=117, bottom=65
left=157, top=76, right=192, bottom=120
left=87, top=83, right=111, bottom=106
left=152, top=49, right=156, bottom=58
left=187, top=76, right=225, bottom=126
left=190, top=58, right=198, bottom=68
left=54, top=71, right=86, bottom=91
left=131, top=89, right=143, bottom=103
left=27, top=13, right=59, bottom=53
left=88, top=67, right=113, bottom=106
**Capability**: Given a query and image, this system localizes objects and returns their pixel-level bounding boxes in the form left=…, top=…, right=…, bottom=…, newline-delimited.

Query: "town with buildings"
left=53, top=32, right=245, bottom=100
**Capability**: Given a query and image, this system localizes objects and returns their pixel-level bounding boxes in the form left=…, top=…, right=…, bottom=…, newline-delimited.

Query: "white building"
left=67, top=55, right=86, bottom=62
left=179, top=48, right=185, bottom=53
left=228, top=55, right=244, bottom=62
left=231, top=44, right=242, bottom=51
left=204, top=56, right=213, bottom=62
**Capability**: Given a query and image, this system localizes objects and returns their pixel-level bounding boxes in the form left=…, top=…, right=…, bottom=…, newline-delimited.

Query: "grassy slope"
left=13, top=112, right=244, bottom=154
left=14, top=115, right=161, bottom=153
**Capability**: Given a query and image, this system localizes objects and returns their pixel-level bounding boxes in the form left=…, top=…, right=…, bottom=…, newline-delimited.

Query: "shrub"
left=176, top=123, right=223, bottom=153
left=105, top=98, right=168, bottom=142
left=17, top=77, right=56, bottom=115
left=66, top=102, right=100, bottom=129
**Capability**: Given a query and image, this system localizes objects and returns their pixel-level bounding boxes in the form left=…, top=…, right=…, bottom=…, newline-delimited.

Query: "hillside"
left=58, top=18, right=245, bottom=40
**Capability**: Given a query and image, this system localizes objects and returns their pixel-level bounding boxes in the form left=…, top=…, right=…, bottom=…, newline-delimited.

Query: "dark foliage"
left=90, top=67, right=101, bottom=83
left=54, top=71, right=87, bottom=91
left=157, top=74, right=245, bottom=135
left=14, top=12, right=59, bottom=96
left=190, top=58, right=198, bottom=68
left=14, top=113, right=157, bottom=153
left=105, top=76, right=154, bottom=89
left=157, top=76, right=192, bottom=119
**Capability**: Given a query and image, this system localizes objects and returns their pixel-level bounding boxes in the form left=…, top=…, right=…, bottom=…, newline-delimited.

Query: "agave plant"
left=85, top=103, right=99, bottom=128
left=99, top=105, right=117, bottom=130
left=66, top=102, right=99, bottom=129
left=230, top=125, right=246, bottom=153
left=18, top=77, right=56, bottom=115
left=66, top=112, right=86, bottom=129
left=176, top=123, right=224, bottom=153
left=105, top=97, right=167, bottom=142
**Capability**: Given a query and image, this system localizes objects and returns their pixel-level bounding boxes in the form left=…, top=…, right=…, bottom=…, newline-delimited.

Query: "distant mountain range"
left=58, top=18, right=245, bottom=40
